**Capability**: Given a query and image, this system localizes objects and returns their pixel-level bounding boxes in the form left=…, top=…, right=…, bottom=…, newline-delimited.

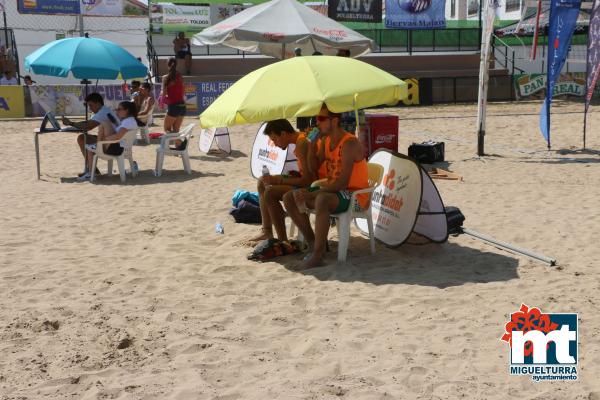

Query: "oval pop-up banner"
left=250, top=123, right=289, bottom=179
left=357, top=149, right=448, bottom=246
left=199, top=127, right=231, bottom=154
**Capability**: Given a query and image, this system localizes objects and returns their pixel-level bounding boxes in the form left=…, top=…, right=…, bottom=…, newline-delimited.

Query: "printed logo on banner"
left=197, top=81, right=234, bottom=113
left=328, top=0, right=382, bottom=23
left=515, top=73, right=586, bottom=100
left=375, top=169, right=405, bottom=215
left=0, top=97, right=9, bottom=111
left=385, top=0, right=445, bottom=29
left=250, top=124, right=288, bottom=178
left=501, top=304, right=578, bottom=382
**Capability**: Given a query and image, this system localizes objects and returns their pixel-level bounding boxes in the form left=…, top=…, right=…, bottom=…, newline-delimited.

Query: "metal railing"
left=492, top=36, right=526, bottom=75
left=1, top=28, right=20, bottom=80
left=146, top=33, right=160, bottom=83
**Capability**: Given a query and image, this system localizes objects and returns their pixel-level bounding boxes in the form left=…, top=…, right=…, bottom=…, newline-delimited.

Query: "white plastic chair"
left=289, top=163, right=384, bottom=262
left=90, top=129, right=139, bottom=183
left=138, top=104, right=155, bottom=144
left=154, top=123, right=195, bottom=177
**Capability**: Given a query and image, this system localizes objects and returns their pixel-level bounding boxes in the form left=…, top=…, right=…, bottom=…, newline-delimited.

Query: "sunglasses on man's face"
left=117, top=107, right=125, bottom=111
left=316, top=115, right=333, bottom=122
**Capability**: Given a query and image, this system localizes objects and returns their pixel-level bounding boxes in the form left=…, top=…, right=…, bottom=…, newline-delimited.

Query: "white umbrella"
left=192, top=0, right=375, bottom=59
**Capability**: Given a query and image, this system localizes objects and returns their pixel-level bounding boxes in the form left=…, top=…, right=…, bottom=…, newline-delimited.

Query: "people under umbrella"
left=136, top=82, right=156, bottom=127
left=248, top=105, right=369, bottom=269
left=60, top=93, right=139, bottom=181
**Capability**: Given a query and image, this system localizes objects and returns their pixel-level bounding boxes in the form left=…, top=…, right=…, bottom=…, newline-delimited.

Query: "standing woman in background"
left=160, top=57, right=186, bottom=135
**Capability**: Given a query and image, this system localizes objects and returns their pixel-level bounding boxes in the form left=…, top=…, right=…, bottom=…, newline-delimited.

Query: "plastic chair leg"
left=336, top=213, right=351, bottom=263
left=90, top=155, right=98, bottom=182
left=367, top=213, right=375, bottom=254
left=107, top=160, right=113, bottom=177
left=117, top=157, right=126, bottom=183
left=128, top=157, right=137, bottom=178
left=155, top=151, right=164, bottom=177
left=182, top=152, right=191, bottom=174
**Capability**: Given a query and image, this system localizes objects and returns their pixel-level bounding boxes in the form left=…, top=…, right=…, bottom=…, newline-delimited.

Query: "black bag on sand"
left=445, top=206, right=465, bottom=235
left=408, top=141, right=445, bottom=164
left=230, top=200, right=262, bottom=224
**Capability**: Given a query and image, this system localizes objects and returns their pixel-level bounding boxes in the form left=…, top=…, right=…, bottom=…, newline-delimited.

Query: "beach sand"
left=1, top=101, right=599, bottom=399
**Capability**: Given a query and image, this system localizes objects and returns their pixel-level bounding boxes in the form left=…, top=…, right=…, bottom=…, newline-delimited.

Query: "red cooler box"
left=364, top=114, right=399, bottom=158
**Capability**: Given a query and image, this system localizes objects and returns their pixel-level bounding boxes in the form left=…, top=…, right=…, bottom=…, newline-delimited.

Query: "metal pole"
left=583, top=107, right=588, bottom=149
left=478, top=0, right=483, bottom=52
left=78, top=13, right=84, bottom=37
left=461, top=227, right=557, bottom=266
left=82, top=80, right=90, bottom=172
left=3, top=11, right=8, bottom=56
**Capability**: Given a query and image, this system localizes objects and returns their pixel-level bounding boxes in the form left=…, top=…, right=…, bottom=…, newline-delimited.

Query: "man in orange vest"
left=284, top=105, right=369, bottom=269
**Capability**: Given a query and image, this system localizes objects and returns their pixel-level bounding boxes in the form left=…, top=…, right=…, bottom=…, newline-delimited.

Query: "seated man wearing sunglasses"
left=62, top=93, right=119, bottom=177
left=283, top=105, right=369, bottom=269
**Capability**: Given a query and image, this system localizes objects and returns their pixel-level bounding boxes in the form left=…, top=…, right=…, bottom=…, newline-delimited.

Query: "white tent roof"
left=192, top=0, right=374, bottom=58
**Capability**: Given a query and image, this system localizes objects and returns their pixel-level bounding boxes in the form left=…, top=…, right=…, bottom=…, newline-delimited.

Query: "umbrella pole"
left=281, top=43, right=285, bottom=59
left=353, top=94, right=360, bottom=135
left=82, top=79, right=90, bottom=172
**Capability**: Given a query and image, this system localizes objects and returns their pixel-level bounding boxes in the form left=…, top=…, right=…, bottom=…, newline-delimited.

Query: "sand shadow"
left=420, top=160, right=453, bottom=170
left=191, top=150, right=247, bottom=162
left=278, top=236, right=519, bottom=288
left=518, top=157, right=600, bottom=164
left=60, top=169, right=223, bottom=185
left=555, top=148, right=600, bottom=156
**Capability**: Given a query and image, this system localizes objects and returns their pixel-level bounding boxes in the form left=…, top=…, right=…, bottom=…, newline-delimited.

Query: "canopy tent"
left=192, top=0, right=375, bottom=59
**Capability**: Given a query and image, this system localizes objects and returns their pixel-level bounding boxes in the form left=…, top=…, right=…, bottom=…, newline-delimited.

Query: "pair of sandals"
left=247, top=238, right=304, bottom=261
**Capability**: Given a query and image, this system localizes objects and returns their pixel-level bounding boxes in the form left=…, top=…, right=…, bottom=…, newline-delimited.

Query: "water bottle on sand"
left=215, top=223, right=224, bottom=234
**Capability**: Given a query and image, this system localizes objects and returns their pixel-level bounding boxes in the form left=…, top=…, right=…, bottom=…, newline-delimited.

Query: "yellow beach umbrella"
left=199, top=56, right=408, bottom=128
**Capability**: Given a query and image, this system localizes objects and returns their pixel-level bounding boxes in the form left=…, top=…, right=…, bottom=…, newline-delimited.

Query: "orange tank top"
left=324, top=132, right=369, bottom=208
left=316, top=138, right=327, bottom=179
left=293, top=132, right=306, bottom=175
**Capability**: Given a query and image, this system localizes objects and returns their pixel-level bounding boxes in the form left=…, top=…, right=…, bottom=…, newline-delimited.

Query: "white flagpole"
left=476, top=0, right=497, bottom=156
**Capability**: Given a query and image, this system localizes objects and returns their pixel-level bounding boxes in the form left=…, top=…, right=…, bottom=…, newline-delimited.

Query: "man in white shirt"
left=0, top=70, right=18, bottom=85
left=62, top=92, right=119, bottom=176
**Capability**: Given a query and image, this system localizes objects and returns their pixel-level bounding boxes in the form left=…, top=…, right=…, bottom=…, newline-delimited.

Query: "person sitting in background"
left=251, top=119, right=315, bottom=243
left=283, top=105, right=369, bottom=269
left=137, top=82, right=155, bottom=126
left=79, top=101, right=141, bottom=181
left=0, top=70, right=18, bottom=85
left=62, top=92, right=119, bottom=177
left=336, top=49, right=351, bottom=57
left=130, top=80, right=142, bottom=110
left=23, top=75, right=36, bottom=86
left=173, top=32, right=192, bottom=75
